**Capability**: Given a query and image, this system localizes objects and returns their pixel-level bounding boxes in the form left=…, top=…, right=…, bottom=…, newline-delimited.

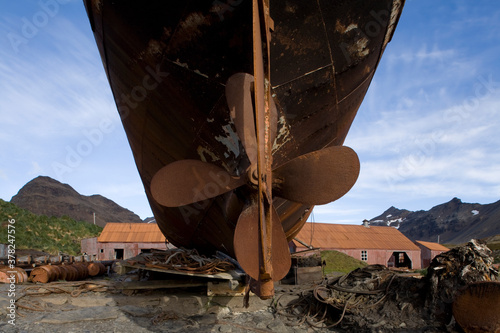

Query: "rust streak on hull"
left=84, top=0, right=405, bottom=281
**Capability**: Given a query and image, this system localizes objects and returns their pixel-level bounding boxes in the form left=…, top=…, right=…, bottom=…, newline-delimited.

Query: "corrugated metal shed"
left=415, top=240, right=449, bottom=252
left=294, top=223, right=420, bottom=250
left=97, top=223, right=166, bottom=243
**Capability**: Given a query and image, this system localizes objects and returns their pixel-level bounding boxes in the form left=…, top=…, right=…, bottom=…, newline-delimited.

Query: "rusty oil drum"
left=87, top=262, right=106, bottom=277
left=0, top=267, right=28, bottom=283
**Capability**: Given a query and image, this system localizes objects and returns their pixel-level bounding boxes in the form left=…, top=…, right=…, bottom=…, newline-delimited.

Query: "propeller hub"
left=247, top=165, right=259, bottom=188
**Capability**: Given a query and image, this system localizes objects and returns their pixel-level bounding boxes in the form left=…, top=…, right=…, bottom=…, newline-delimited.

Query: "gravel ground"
left=0, top=282, right=343, bottom=333
left=3, top=240, right=496, bottom=332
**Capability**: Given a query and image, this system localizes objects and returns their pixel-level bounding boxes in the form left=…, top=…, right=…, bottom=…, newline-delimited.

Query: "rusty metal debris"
left=13, top=280, right=112, bottom=315
left=0, top=267, right=28, bottom=283
left=0, top=261, right=108, bottom=284
left=274, top=240, right=499, bottom=331
left=1, top=253, right=90, bottom=269
left=85, top=0, right=405, bottom=301
left=138, top=248, right=236, bottom=276
left=21, top=281, right=110, bottom=298
left=28, top=262, right=107, bottom=283
left=115, top=249, right=249, bottom=297
left=426, top=239, right=499, bottom=327
left=30, top=263, right=87, bottom=283
left=87, top=262, right=107, bottom=276
left=453, top=281, right=500, bottom=333
left=273, top=264, right=405, bottom=329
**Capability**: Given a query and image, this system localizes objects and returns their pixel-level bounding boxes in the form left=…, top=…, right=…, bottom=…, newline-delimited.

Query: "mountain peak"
left=370, top=198, right=500, bottom=244
left=447, top=197, right=463, bottom=205
left=369, top=206, right=412, bottom=227
left=11, top=176, right=142, bottom=227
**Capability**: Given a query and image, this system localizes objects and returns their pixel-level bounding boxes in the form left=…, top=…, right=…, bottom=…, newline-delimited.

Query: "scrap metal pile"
left=30, top=262, right=106, bottom=283
left=0, top=262, right=107, bottom=284
left=274, top=239, right=499, bottom=332
left=426, top=239, right=499, bottom=332
left=139, top=248, right=236, bottom=275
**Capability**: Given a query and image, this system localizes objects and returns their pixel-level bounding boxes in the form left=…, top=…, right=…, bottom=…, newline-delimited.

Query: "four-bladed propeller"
left=150, top=70, right=360, bottom=288
left=150, top=0, right=360, bottom=299
left=151, top=145, right=360, bottom=209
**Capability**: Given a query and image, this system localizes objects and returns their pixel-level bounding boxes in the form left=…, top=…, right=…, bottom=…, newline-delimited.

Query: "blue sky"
left=1, top=1, right=499, bottom=224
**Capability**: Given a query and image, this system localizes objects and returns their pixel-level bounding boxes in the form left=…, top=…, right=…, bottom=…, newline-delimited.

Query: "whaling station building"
left=292, top=222, right=424, bottom=269
left=81, top=222, right=448, bottom=270
left=81, top=223, right=169, bottom=260
left=414, top=240, right=450, bottom=268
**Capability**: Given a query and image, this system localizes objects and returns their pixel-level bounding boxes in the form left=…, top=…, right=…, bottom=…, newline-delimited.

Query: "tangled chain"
left=273, top=265, right=397, bottom=328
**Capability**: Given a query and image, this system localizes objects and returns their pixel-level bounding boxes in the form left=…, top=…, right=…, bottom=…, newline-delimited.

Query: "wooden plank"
left=113, top=280, right=205, bottom=290
left=296, top=266, right=322, bottom=284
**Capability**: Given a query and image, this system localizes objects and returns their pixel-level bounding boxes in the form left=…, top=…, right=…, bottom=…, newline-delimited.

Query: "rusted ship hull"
left=84, top=0, right=403, bottom=259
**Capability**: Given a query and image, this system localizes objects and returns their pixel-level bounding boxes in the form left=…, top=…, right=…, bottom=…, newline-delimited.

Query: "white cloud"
left=0, top=10, right=117, bottom=142
left=0, top=52, right=115, bottom=135
left=415, top=44, right=456, bottom=62
left=2, top=1, right=500, bottom=227
left=342, top=81, right=500, bottom=213
left=311, top=205, right=367, bottom=225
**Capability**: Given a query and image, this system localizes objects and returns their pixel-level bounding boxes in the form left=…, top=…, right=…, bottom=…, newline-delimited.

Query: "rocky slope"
left=11, top=176, right=142, bottom=227
left=369, top=197, right=500, bottom=244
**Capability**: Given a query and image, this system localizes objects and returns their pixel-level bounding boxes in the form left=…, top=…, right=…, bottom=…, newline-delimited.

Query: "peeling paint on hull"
left=84, top=0, right=405, bottom=256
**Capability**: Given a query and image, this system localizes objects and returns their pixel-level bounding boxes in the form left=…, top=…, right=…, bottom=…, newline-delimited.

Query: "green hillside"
left=0, top=199, right=102, bottom=255
left=322, top=250, right=368, bottom=274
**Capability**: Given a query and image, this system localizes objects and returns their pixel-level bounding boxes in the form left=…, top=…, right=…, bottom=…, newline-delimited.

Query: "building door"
left=114, top=248, right=124, bottom=260
left=388, top=251, right=412, bottom=269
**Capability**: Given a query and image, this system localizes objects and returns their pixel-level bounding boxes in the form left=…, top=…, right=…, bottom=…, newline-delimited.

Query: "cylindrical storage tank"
left=57, top=265, right=68, bottom=281
left=30, top=265, right=58, bottom=283
left=50, top=265, right=62, bottom=281
left=72, top=263, right=89, bottom=280
left=0, top=268, right=14, bottom=283
left=13, top=267, right=29, bottom=283
left=87, top=262, right=106, bottom=276
left=0, top=267, right=28, bottom=283
left=63, top=265, right=79, bottom=281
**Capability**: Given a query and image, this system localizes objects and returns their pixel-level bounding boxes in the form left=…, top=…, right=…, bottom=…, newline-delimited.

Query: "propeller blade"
left=272, top=146, right=360, bottom=206
left=151, top=160, right=245, bottom=207
left=233, top=203, right=291, bottom=281
left=226, top=73, right=258, bottom=165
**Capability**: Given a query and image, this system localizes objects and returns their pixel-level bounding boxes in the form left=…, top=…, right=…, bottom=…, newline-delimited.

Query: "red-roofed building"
left=414, top=240, right=450, bottom=268
left=81, top=223, right=172, bottom=260
left=292, top=222, right=422, bottom=269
